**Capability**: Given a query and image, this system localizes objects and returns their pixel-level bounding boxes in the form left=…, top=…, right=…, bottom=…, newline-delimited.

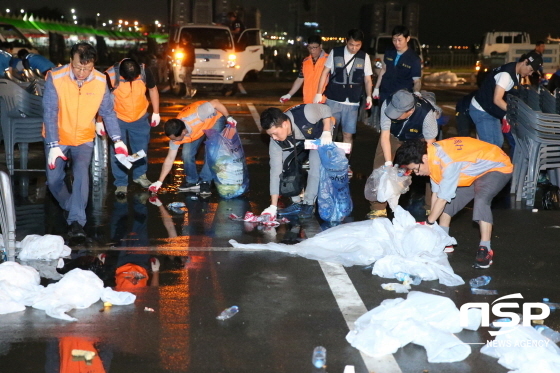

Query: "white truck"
left=168, top=24, right=264, bottom=95
left=476, top=31, right=560, bottom=85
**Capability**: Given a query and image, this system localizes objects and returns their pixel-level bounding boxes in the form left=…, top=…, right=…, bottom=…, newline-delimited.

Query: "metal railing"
left=0, top=171, right=16, bottom=261
left=427, top=51, right=477, bottom=69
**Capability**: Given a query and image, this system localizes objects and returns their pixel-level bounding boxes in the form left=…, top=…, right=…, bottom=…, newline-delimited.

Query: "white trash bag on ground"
left=347, top=291, right=474, bottom=363
left=0, top=262, right=43, bottom=314
left=18, top=234, right=71, bottom=260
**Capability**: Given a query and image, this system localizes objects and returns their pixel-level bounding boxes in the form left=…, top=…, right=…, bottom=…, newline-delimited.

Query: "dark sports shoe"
left=473, top=246, right=493, bottom=269
left=199, top=181, right=211, bottom=196
left=178, top=182, right=200, bottom=192
left=277, top=203, right=302, bottom=216
left=298, top=204, right=314, bottom=218
left=68, top=221, right=86, bottom=238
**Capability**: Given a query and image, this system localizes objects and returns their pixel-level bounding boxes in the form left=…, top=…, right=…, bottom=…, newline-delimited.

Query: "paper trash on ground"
left=346, top=291, right=477, bottom=363
left=116, top=149, right=146, bottom=169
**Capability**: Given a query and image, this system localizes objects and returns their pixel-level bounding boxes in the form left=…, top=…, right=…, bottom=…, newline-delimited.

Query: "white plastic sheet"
left=230, top=206, right=463, bottom=286
left=346, top=291, right=474, bottom=363
left=481, top=325, right=560, bottom=372
left=18, top=234, right=71, bottom=261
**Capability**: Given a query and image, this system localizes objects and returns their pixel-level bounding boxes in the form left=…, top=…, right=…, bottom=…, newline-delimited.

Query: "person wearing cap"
left=314, top=29, right=373, bottom=160
left=280, top=35, right=329, bottom=104
left=394, top=137, right=513, bottom=269
left=469, top=51, right=542, bottom=148
left=148, top=100, right=236, bottom=196
left=99, top=58, right=160, bottom=198
left=259, top=104, right=334, bottom=220
left=366, top=89, right=439, bottom=219
left=373, top=25, right=423, bottom=105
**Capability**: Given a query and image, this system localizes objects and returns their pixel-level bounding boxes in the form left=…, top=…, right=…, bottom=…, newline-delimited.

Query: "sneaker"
left=115, top=185, right=127, bottom=196
left=298, top=204, right=314, bottom=218
left=367, top=209, right=387, bottom=219
left=277, top=203, right=302, bottom=216
left=178, top=182, right=200, bottom=192
left=444, top=245, right=455, bottom=253
left=133, top=174, right=152, bottom=188
left=199, top=181, right=211, bottom=196
left=473, top=246, right=494, bottom=269
left=68, top=221, right=86, bottom=238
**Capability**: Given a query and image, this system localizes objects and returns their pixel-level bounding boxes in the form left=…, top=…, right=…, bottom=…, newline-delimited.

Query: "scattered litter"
left=395, top=272, right=422, bottom=285
left=543, top=298, right=560, bottom=310
left=471, top=288, right=498, bottom=295
left=534, top=325, right=560, bottom=343
left=490, top=317, right=514, bottom=329
left=312, top=346, right=327, bottom=368
left=481, top=326, right=560, bottom=372
left=431, top=288, right=445, bottom=294
left=18, top=234, right=71, bottom=260
left=469, top=275, right=491, bottom=288
left=382, top=282, right=411, bottom=293
left=230, top=206, right=463, bottom=286
left=115, top=149, right=146, bottom=169
left=144, top=307, right=155, bottom=312
left=343, top=366, right=355, bottom=373
left=423, top=71, right=466, bottom=83
left=346, top=291, right=475, bottom=362
left=71, top=349, right=96, bottom=362
left=229, top=212, right=290, bottom=227
left=216, top=305, right=239, bottom=320
left=167, top=202, right=188, bottom=214
left=532, top=209, right=539, bottom=212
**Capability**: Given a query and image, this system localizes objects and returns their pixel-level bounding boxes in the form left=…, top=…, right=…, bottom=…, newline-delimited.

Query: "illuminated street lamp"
left=5, top=9, right=10, bottom=13
left=20, top=9, right=24, bottom=13
left=71, top=9, right=75, bottom=14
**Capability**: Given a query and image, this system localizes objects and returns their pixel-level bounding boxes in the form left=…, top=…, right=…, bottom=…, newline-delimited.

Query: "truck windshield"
left=0, top=23, right=33, bottom=48
left=181, top=28, right=232, bottom=50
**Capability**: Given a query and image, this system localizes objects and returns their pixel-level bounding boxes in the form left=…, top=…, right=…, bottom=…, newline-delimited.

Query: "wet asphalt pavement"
left=1, top=79, right=560, bottom=373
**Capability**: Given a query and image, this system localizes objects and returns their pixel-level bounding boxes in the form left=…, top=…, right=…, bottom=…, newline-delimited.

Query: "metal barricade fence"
left=0, top=171, right=16, bottom=261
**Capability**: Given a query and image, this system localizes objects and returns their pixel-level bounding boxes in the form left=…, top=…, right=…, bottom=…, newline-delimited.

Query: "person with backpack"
left=98, top=58, right=160, bottom=198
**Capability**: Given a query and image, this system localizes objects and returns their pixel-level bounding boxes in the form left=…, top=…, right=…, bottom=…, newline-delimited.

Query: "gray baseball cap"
left=385, top=90, right=415, bottom=120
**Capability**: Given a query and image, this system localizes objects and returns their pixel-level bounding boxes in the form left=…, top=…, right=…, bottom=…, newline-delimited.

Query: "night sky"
left=10, top=0, right=560, bottom=45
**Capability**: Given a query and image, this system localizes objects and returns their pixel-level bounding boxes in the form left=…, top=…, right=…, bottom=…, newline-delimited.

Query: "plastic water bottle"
left=312, top=346, right=326, bottom=369
left=216, top=305, right=239, bottom=320
left=394, top=272, right=421, bottom=285
left=534, top=325, right=560, bottom=343
left=471, top=288, right=498, bottom=295
left=542, top=298, right=560, bottom=310
left=469, top=275, right=492, bottom=288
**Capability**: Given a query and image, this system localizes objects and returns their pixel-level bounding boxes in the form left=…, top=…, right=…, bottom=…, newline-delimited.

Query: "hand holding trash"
left=261, top=205, right=277, bottom=220
left=501, top=116, right=511, bottom=133
left=365, top=96, right=372, bottom=110
left=313, top=93, right=323, bottom=103
left=364, top=165, right=412, bottom=209
left=372, top=88, right=380, bottom=99
left=151, top=113, right=161, bottom=127
left=114, top=140, right=129, bottom=156
left=150, top=257, right=160, bottom=272
left=48, top=147, right=67, bottom=170
left=280, top=94, right=291, bottom=103
left=320, top=130, right=332, bottom=145
left=95, top=122, right=106, bottom=136
left=226, top=116, right=237, bottom=127
left=149, top=181, right=162, bottom=193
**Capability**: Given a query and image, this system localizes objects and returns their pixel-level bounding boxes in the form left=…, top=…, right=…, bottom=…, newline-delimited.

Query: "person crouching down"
left=394, top=138, right=512, bottom=269
left=260, top=105, right=334, bottom=220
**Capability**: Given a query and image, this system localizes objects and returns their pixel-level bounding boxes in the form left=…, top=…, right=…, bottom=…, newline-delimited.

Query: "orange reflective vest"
left=302, top=51, right=328, bottom=104
left=44, top=64, right=106, bottom=146
left=59, top=337, right=106, bottom=373
left=173, top=101, right=222, bottom=145
left=115, top=263, right=149, bottom=292
left=106, top=62, right=149, bottom=122
left=428, top=137, right=513, bottom=187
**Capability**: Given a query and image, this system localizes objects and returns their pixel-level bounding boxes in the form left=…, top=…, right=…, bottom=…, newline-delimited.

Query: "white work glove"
left=151, top=113, right=161, bottom=127
left=95, top=122, right=106, bottom=136
left=413, top=91, right=422, bottom=98
left=365, top=96, right=372, bottom=110
left=150, top=257, right=160, bottom=272
left=383, top=161, right=393, bottom=170
left=149, top=181, right=162, bottom=193
left=114, top=140, right=129, bottom=156
left=226, top=116, right=237, bottom=127
left=47, top=147, right=67, bottom=170
left=313, top=93, right=323, bottom=103
left=320, top=130, right=332, bottom=145
left=372, top=88, right=380, bottom=99
left=261, top=205, right=277, bottom=220
left=280, top=94, right=292, bottom=103
left=149, top=195, right=162, bottom=206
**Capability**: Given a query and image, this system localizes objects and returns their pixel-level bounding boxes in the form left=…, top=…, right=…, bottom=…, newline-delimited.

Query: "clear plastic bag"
left=364, top=165, right=412, bottom=209
left=317, top=144, right=353, bottom=222
left=204, top=125, right=249, bottom=199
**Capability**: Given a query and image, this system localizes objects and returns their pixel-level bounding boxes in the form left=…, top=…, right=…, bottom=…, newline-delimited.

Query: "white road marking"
left=246, top=103, right=263, bottom=133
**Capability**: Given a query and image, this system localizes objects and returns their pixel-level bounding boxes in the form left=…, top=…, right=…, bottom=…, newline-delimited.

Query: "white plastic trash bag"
left=364, top=166, right=411, bottom=209
left=0, top=262, right=42, bottom=307
left=18, top=234, right=71, bottom=261
left=101, top=287, right=136, bottom=305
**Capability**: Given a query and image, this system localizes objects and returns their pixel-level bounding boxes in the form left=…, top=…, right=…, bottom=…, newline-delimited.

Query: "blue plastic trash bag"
left=204, top=124, right=249, bottom=199
left=317, top=144, right=353, bottom=222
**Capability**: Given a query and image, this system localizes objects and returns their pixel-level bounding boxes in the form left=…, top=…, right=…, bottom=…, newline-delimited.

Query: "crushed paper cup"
left=116, top=149, right=147, bottom=169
